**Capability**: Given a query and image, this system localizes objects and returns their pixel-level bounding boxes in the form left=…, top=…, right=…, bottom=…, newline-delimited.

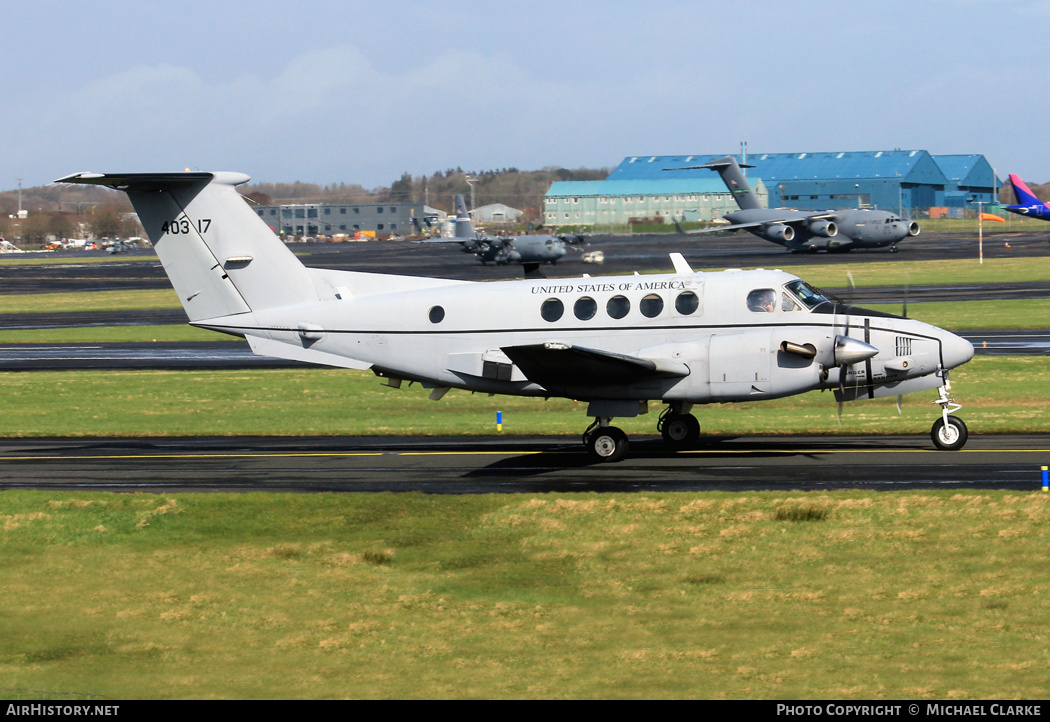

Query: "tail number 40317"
left=162, top=218, right=211, bottom=234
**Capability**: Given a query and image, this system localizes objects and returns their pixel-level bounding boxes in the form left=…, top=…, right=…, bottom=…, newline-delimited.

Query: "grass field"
left=1, top=258, right=1047, bottom=315
left=1, top=489, right=1047, bottom=699
left=0, top=299, right=1044, bottom=344
left=0, top=289, right=181, bottom=314
left=0, top=356, right=1042, bottom=437
left=2, top=255, right=1048, bottom=699
left=756, top=257, right=1050, bottom=290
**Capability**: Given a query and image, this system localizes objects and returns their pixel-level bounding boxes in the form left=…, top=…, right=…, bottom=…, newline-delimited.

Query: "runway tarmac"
left=0, top=328, right=1043, bottom=371
left=3, top=228, right=1049, bottom=294
left=1, top=234, right=1046, bottom=495
left=1, top=434, right=1047, bottom=493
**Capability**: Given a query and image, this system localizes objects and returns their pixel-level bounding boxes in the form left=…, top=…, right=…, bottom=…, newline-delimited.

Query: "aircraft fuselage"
left=203, top=268, right=972, bottom=407
left=1006, top=203, right=1050, bottom=220
left=725, top=208, right=918, bottom=252
left=475, top=234, right=566, bottom=265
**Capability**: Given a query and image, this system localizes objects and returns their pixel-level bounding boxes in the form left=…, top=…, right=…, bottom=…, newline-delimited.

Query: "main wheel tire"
left=931, top=416, right=968, bottom=451
left=587, top=426, right=629, bottom=463
left=661, top=413, right=700, bottom=448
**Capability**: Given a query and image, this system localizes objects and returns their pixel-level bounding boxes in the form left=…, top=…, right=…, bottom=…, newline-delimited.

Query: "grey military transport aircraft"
left=428, top=194, right=573, bottom=270
left=673, top=156, right=920, bottom=253
left=57, top=170, right=974, bottom=462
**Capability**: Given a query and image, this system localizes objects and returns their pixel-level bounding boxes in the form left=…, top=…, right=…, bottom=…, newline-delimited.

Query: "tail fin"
left=1008, top=173, right=1044, bottom=207
left=697, top=156, right=761, bottom=211
left=454, top=194, right=475, bottom=238
left=56, top=172, right=317, bottom=322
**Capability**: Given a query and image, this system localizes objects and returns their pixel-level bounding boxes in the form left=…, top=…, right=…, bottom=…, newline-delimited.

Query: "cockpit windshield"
left=784, top=279, right=830, bottom=310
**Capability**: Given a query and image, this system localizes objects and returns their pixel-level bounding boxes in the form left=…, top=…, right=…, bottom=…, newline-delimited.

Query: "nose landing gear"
left=931, top=375, right=968, bottom=451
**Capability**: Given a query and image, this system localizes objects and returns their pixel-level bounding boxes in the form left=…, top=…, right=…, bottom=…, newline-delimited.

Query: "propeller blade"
left=896, top=394, right=903, bottom=417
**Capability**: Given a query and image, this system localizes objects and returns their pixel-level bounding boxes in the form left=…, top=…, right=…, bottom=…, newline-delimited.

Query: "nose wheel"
left=932, top=416, right=968, bottom=451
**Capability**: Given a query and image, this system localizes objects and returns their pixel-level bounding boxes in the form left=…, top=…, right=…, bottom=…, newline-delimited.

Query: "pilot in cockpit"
left=747, top=288, right=776, bottom=313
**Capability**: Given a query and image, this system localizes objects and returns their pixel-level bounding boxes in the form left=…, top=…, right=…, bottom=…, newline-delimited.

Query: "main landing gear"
left=657, top=405, right=701, bottom=448
left=583, top=405, right=701, bottom=462
left=583, top=419, right=629, bottom=462
left=931, top=377, right=968, bottom=451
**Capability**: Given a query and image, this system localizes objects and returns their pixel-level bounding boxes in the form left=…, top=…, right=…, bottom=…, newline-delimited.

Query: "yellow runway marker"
left=0, top=452, right=385, bottom=462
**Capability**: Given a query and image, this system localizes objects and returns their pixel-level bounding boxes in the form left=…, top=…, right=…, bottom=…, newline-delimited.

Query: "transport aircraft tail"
left=56, top=172, right=319, bottom=323
left=696, top=156, right=762, bottom=211
left=453, top=193, right=475, bottom=238
left=1008, top=173, right=1044, bottom=207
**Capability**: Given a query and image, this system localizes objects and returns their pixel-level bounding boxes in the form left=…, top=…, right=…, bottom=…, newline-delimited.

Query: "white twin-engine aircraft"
left=57, top=171, right=974, bottom=462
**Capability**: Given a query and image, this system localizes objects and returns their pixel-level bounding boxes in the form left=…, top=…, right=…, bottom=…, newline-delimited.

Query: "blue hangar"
left=545, top=150, right=999, bottom=226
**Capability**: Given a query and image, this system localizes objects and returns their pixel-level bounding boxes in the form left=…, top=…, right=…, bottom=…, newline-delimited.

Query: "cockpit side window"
left=746, top=288, right=776, bottom=313
left=782, top=294, right=802, bottom=312
left=784, top=279, right=830, bottom=309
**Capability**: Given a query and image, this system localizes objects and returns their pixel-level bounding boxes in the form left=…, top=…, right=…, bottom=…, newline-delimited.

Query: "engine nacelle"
left=807, top=219, right=837, bottom=238
left=908, top=221, right=921, bottom=236
left=764, top=223, right=795, bottom=242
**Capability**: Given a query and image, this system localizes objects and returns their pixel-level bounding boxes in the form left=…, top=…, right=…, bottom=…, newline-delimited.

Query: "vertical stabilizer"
left=454, top=193, right=475, bottom=238
left=698, top=156, right=762, bottom=211
left=1008, top=173, right=1044, bottom=207
left=56, top=172, right=319, bottom=322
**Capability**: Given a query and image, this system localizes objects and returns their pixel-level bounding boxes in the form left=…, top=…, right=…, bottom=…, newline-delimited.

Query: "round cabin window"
left=675, top=291, right=699, bottom=315
left=540, top=297, right=564, bottom=322
left=573, top=296, right=597, bottom=321
left=639, top=293, right=664, bottom=318
left=606, top=295, right=630, bottom=319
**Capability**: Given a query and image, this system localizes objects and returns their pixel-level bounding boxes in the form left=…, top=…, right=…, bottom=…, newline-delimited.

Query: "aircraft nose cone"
left=941, top=330, right=975, bottom=370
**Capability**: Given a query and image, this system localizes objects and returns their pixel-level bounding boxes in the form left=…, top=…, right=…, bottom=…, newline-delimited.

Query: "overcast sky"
left=4, top=0, right=1046, bottom=191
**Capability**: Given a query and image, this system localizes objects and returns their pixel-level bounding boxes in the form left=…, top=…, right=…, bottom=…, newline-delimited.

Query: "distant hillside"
left=1, top=166, right=610, bottom=233
left=0, top=183, right=130, bottom=216
left=241, top=166, right=610, bottom=224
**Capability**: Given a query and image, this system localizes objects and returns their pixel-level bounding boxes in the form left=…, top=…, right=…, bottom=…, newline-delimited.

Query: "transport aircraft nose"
left=941, top=330, right=975, bottom=370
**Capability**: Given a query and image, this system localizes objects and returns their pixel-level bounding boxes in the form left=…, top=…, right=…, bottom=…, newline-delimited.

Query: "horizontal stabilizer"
left=55, top=171, right=245, bottom=191
left=502, top=343, right=688, bottom=389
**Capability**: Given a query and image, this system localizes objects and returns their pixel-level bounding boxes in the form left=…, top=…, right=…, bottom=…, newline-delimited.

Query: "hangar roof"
left=933, top=154, right=1000, bottom=187
left=609, top=150, right=949, bottom=185
left=546, top=178, right=741, bottom=197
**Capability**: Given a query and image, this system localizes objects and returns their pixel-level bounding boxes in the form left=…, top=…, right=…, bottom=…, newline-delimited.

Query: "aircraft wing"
left=502, top=343, right=688, bottom=388
left=678, top=220, right=776, bottom=235
left=675, top=212, right=837, bottom=235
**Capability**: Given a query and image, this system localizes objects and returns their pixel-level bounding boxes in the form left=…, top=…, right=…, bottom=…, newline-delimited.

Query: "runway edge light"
left=1042, top=466, right=1048, bottom=492
left=497, top=411, right=503, bottom=433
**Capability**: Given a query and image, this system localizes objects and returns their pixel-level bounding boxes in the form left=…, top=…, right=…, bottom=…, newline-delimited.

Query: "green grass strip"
left=0, top=289, right=182, bottom=314
left=3, top=258, right=1050, bottom=317
left=0, top=356, right=1040, bottom=437
left=695, top=256, right=1050, bottom=288
left=866, top=299, right=1050, bottom=330
left=0, top=325, right=219, bottom=344
left=0, top=489, right=1046, bottom=699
